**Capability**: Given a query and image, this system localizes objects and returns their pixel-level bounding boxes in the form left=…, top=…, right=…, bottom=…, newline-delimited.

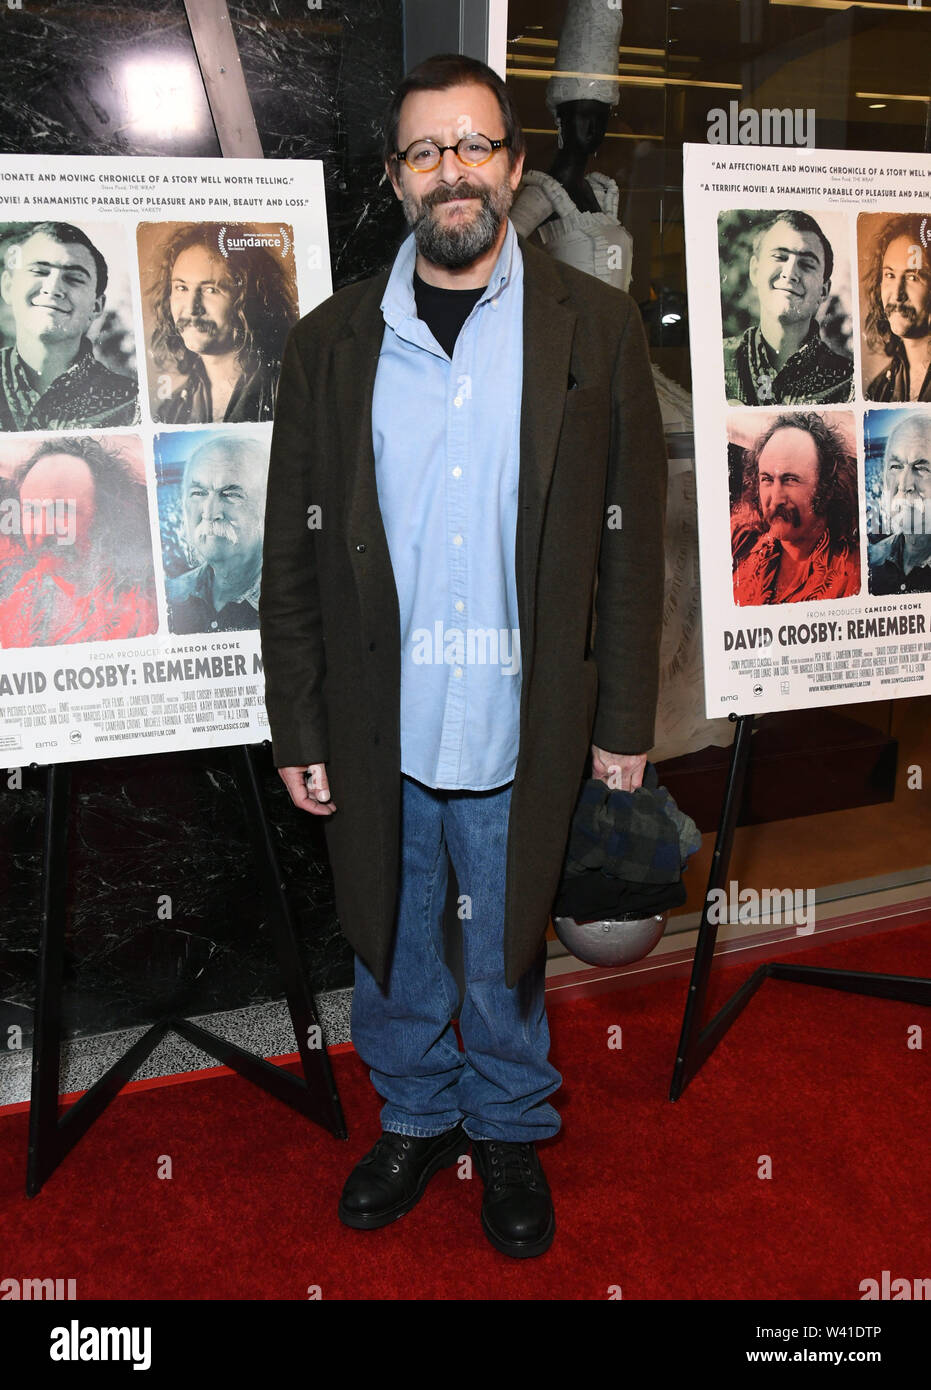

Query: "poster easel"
left=670, top=714, right=931, bottom=1101
left=26, top=742, right=346, bottom=1196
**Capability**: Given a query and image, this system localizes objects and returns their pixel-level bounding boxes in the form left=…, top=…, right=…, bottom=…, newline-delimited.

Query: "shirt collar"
left=381, top=215, right=518, bottom=335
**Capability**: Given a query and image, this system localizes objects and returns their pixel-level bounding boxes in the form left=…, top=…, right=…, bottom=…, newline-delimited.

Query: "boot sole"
left=338, top=1128, right=469, bottom=1230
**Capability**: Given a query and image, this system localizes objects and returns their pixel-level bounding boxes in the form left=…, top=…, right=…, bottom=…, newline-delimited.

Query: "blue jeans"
left=350, top=773, right=562, bottom=1143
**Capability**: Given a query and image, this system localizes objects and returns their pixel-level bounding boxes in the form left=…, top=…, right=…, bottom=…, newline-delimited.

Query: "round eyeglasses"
left=394, top=133, right=510, bottom=173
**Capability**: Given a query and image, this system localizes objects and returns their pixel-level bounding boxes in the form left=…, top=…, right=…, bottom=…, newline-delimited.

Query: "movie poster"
left=0, top=154, right=331, bottom=765
left=683, top=143, right=931, bottom=717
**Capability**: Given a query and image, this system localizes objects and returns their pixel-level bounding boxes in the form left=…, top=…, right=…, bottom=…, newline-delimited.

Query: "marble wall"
left=0, top=0, right=407, bottom=1051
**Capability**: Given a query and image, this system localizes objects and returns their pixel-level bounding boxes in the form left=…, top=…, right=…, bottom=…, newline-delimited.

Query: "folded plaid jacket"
left=559, top=762, right=701, bottom=886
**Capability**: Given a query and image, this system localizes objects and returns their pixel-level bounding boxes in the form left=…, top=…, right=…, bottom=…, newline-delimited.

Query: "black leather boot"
left=471, top=1139, right=555, bottom=1257
left=338, top=1122, right=469, bottom=1229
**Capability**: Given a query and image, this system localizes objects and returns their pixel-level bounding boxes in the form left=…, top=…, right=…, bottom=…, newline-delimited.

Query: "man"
left=868, top=413, right=931, bottom=594
left=165, top=435, right=268, bottom=634
left=862, top=214, right=931, bottom=403
left=723, top=211, right=853, bottom=406
left=731, top=412, right=859, bottom=605
left=147, top=224, right=298, bottom=424
left=0, top=222, right=139, bottom=431
left=0, top=435, right=156, bottom=646
left=260, top=54, right=666, bottom=1259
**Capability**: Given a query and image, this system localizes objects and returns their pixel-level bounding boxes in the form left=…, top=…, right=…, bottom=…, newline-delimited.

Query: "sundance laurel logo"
left=217, top=225, right=292, bottom=259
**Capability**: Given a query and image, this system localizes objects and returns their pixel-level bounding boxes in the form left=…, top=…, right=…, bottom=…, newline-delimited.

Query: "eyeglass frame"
left=392, top=133, right=512, bottom=172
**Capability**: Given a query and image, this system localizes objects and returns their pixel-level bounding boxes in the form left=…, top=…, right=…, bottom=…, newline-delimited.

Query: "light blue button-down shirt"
left=372, top=218, right=524, bottom=790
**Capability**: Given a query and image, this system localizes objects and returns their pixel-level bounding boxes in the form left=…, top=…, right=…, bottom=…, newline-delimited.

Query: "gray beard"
left=403, top=179, right=513, bottom=270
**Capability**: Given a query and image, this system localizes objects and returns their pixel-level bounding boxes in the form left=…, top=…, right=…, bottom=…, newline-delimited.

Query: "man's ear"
left=820, top=277, right=830, bottom=304
left=0, top=268, right=11, bottom=306
left=386, top=159, right=404, bottom=202
left=93, top=291, right=106, bottom=319
left=748, top=253, right=759, bottom=292
left=509, top=148, right=526, bottom=191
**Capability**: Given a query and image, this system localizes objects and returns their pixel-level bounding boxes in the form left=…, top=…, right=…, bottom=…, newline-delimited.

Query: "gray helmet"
left=552, top=910, right=667, bottom=967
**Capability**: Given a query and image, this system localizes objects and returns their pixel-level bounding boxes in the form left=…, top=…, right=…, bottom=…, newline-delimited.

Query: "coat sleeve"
left=590, top=301, right=668, bottom=755
left=258, top=327, right=330, bottom=769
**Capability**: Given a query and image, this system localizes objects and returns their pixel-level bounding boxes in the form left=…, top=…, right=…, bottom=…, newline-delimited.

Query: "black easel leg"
left=670, top=714, right=756, bottom=1101
left=27, top=763, right=71, bottom=1197
left=227, top=744, right=347, bottom=1137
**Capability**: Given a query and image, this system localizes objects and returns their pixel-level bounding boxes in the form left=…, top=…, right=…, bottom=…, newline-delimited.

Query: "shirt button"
left=901, top=583, right=907, bottom=591
left=454, top=397, right=463, bottom=408
left=454, top=667, right=463, bottom=678
left=452, top=466, right=462, bottom=477
left=455, top=600, right=464, bottom=612
left=453, top=534, right=463, bottom=546
left=491, top=298, right=499, bottom=309
left=210, top=621, right=218, bottom=629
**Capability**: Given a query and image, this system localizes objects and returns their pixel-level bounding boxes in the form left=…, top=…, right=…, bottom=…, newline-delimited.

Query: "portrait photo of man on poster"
left=137, top=222, right=299, bottom=425
left=0, top=432, right=157, bottom=646
left=859, top=212, right=931, bottom=403
left=154, top=426, right=269, bottom=635
left=0, top=220, right=140, bottom=431
left=864, top=406, right=931, bottom=594
left=719, top=209, right=855, bottom=407
left=727, top=408, right=861, bottom=604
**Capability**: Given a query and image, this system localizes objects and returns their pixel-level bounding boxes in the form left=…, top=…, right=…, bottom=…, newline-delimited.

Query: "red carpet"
left=1, top=923, right=928, bottom=1300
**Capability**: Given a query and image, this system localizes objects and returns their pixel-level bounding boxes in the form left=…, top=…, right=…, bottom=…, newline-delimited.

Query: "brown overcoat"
left=259, top=232, right=667, bottom=989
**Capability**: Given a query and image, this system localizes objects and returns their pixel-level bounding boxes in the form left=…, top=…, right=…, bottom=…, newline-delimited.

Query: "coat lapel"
left=329, top=233, right=579, bottom=683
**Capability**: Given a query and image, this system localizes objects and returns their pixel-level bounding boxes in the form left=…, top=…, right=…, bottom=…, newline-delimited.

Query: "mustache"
left=176, top=316, right=220, bottom=334
left=766, top=503, right=801, bottom=526
left=421, top=182, right=488, bottom=210
left=194, top=519, right=237, bottom=544
left=885, top=302, right=916, bottom=317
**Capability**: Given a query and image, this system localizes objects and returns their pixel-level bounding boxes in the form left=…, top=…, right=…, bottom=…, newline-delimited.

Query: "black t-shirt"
left=413, top=270, right=486, bottom=359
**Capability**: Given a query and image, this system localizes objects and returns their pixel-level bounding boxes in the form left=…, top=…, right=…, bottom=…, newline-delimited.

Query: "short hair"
left=183, top=434, right=269, bottom=485
left=883, top=411, right=931, bottom=469
left=740, top=411, right=858, bottom=545
left=3, top=221, right=108, bottom=297
left=861, top=213, right=931, bottom=358
left=12, top=435, right=153, bottom=593
left=147, top=223, right=299, bottom=376
left=750, top=211, right=834, bottom=285
left=383, top=53, right=526, bottom=171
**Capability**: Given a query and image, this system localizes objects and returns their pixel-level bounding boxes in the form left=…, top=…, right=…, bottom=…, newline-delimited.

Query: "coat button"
left=373, top=732, right=380, bottom=745
left=369, top=641, right=376, bottom=651
left=356, top=543, right=366, bottom=552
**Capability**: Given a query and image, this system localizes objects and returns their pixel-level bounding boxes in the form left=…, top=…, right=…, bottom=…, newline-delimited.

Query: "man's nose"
left=436, top=145, right=466, bottom=181
left=777, top=258, right=800, bottom=281
left=39, top=270, right=66, bottom=297
left=203, top=492, right=224, bottom=518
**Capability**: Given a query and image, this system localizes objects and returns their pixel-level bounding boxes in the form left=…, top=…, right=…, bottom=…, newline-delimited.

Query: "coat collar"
left=332, top=227, right=579, bottom=681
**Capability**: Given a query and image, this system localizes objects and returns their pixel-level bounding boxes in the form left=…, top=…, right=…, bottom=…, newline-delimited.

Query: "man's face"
left=19, top=452, right=96, bottom=553
left=749, top=221, right=829, bottom=330
left=757, top=427, right=824, bottom=545
left=881, top=234, right=931, bottom=342
left=883, top=418, right=931, bottom=536
left=183, top=448, right=265, bottom=566
left=1, top=232, right=104, bottom=348
left=169, top=244, right=239, bottom=357
left=386, top=81, right=525, bottom=270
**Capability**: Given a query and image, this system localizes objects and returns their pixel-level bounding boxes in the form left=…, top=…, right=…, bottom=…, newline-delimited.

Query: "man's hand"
left=278, top=764, right=337, bottom=816
left=591, top=745, right=647, bottom=792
